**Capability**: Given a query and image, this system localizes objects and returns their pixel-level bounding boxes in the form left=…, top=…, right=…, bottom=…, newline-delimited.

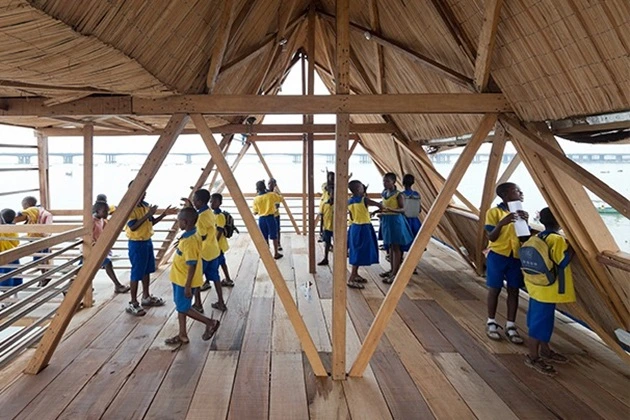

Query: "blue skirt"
left=401, top=217, right=421, bottom=252
left=380, top=214, right=413, bottom=246
left=348, top=224, right=379, bottom=266
left=0, top=260, right=23, bottom=287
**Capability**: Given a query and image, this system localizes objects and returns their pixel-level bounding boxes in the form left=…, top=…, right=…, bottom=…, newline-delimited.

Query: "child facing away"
left=164, top=207, right=220, bottom=346
left=14, top=196, right=53, bottom=286
left=484, top=182, right=529, bottom=344
left=377, top=173, right=414, bottom=284
left=317, top=185, right=334, bottom=266
left=182, top=189, right=226, bottom=313
left=211, top=193, right=233, bottom=287
left=91, top=201, right=130, bottom=294
left=347, top=180, right=383, bottom=289
left=318, top=171, right=335, bottom=242
left=401, top=174, right=422, bottom=247
left=0, top=209, right=22, bottom=288
left=124, top=181, right=174, bottom=316
left=96, top=193, right=117, bottom=215
left=252, top=180, right=283, bottom=259
left=524, top=207, right=575, bottom=376
left=268, top=178, right=283, bottom=251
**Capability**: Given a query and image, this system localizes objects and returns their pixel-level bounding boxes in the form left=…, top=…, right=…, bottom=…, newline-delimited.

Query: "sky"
left=0, top=60, right=628, bottom=157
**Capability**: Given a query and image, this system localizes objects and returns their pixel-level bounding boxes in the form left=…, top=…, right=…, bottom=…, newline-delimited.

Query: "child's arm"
left=184, top=264, right=195, bottom=298
left=13, top=214, right=27, bottom=223
left=128, top=205, right=157, bottom=231
left=485, top=213, right=516, bottom=242
left=364, top=197, right=383, bottom=209
left=152, top=205, right=175, bottom=225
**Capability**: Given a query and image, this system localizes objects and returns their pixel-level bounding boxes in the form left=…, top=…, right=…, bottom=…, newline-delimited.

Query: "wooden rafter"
left=473, top=0, right=503, bottom=92
left=368, top=0, right=385, bottom=93
left=206, top=0, right=235, bottom=93
left=429, top=0, right=477, bottom=65
left=496, top=152, right=521, bottom=185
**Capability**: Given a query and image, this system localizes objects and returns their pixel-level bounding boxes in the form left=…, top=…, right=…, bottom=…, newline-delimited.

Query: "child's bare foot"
left=202, top=320, right=220, bottom=341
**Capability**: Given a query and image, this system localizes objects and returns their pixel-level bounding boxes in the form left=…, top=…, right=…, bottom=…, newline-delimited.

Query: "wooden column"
left=82, top=124, right=94, bottom=308
left=332, top=0, right=350, bottom=380
left=473, top=0, right=503, bottom=92
left=25, top=114, right=189, bottom=374
left=474, top=125, right=507, bottom=275
left=191, top=114, right=327, bottom=376
left=496, top=152, right=521, bottom=186
left=349, top=114, right=497, bottom=377
left=36, top=131, right=50, bottom=209
left=307, top=6, right=316, bottom=273
left=301, top=53, right=309, bottom=237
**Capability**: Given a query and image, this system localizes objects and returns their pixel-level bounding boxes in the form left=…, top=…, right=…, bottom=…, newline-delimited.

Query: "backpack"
left=403, top=195, right=421, bottom=218
left=222, top=211, right=238, bottom=238
left=520, top=233, right=556, bottom=286
left=37, top=206, right=54, bottom=237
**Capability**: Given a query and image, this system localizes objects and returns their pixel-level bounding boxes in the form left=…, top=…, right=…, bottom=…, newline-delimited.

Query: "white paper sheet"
left=507, top=201, right=530, bottom=236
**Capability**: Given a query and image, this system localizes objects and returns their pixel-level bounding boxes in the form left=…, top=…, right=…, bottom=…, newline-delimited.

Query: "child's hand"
left=499, top=212, right=516, bottom=226
left=163, top=205, right=177, bottom=215
left=184, top=286, right=192, bottom=298
left=180, top=198, right=192, bottom=207
left=147, top=205, right=158, bottom=217
left=517, top=210, right=529, bottom=221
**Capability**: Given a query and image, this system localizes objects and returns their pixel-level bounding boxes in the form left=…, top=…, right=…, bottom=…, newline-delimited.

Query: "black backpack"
left=223, top=211, right=238, bottom=238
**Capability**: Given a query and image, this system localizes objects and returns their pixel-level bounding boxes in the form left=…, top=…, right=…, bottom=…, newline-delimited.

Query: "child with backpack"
left=14, top=196, right=53, bottom=286
left=0, top=209, right=23, bottom=288
left=211, top=193, right=235, bottom=287
left=520, top=207, right=575, bottom=376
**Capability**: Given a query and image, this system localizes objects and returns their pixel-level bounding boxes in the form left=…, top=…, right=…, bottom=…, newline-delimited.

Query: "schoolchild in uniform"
left=211, top=193, right=234, bottom=287
left=317, top=185, right=334, bottom=266
left=268, top=178, right=283, bottom=251
left=252, top=180, right=283, bottom=259
left=0, top=209, right=22, bottom=288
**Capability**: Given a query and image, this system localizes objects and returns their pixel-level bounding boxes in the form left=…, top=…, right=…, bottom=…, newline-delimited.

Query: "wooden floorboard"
left=303, top=351, right=350, bottom=419
left=270, top=352, right=309, bottom=420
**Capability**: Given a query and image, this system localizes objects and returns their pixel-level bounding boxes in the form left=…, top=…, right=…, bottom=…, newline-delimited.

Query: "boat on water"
left=593, top=201, right=619, bottom=214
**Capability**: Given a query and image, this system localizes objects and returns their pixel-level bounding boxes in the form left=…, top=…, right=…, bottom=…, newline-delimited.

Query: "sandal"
left=317, top=259, right=329, bottom=266
left=211, top=302, right=227, bottom=311
left=126, top=302, right=146, bottom=316
left=141, top=296, right=165, bottom=307
left=354, top=275, right=367, bottom=283
left=114, top=285, right=130, bottom=294
left=200, top=282, right=212, bottom=291
left=382, top=276, right=394, bottom=284
left=165, top=335, right=189, bottom=346
left=274, top=253, right=283, bottom=260
left=220, top=279, right=235, bottom=287
left=505, top=326, right=524, bottom=345
left=486, top=322, right=502, bottom=341
left=541, top=350, right=569, bottom=364
left=202, top=320, right=220, bottom=341
left=347, top=281, right=364, bottom=289
left=379, top=271, right=391, bottom=278
left=525, top=356, right=557, bottom=376
left=192, top=303, right=204, bottom=313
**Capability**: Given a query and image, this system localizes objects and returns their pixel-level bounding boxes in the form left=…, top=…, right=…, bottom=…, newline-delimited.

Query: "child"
left=378, top=173, right=414, bottom=284
left=319, top=171, right=335, bottom=242
left=252, top=180, right=283, bottom=259
left=96, top=193, right=117, bottom=215
left=211, top=193, right=233, bottom=287
left=14, top=196, right=53, bottom=286
left=182, top=189, right=226, bottom=312
left=124, top=182, right=173, bottom=316
left=401, top=174, right=422, bottom=247
left=524, top=207, right=574, bottom=376
left=347, top=180, right=382, bottom=289
left=0, top=209, right=22, bottom=287
left=164, top=207, right=220, bottom=346
left=268, top=178, right=282, bottom=251
left=484, top=182, right=528, bottom=344
left=91, top=201, right=130, bottom=294
left=317, top=185, right=334, bottom=266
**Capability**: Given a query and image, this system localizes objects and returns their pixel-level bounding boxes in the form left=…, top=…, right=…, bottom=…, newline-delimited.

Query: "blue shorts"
left=486, top=251, right=524, bottom=289
left=322, top=230, right=333, bottom=245
left=217, top=252, right=226, bottom=266
left=527, top=299, right=556, bottom=342
left=259, top=215, right=278, bottom=240
left=33, top=248, right=50, bottom=262
left=128, top=240, right=156, bottom=282
left=203, top=257, right=220, bottom=283
left=172, top=283, right=197, bottom=313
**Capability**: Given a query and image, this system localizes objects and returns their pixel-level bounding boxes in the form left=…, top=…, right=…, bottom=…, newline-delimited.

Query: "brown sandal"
left=202, top=320, right=220, bottom=341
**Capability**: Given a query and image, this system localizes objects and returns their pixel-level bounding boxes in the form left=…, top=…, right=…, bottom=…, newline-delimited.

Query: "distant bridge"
left=0, top=152, right=629, bottom=165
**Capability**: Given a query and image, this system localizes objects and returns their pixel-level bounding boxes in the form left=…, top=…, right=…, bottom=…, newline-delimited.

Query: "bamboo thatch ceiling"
left=0, top=0, right=628, bottom=141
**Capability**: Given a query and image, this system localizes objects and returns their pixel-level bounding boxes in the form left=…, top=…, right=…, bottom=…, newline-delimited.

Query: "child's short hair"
left=402, top=174, right=415, bottom=187
left=96, top=193, right=107, bottom=202
left=193, top=189, right=211, bottom=204
left=539, top=207, right=558, bottom=229
left=256, top=180, right=266, bottom=192
left=384, top=172, right=397, bottom=183
left=1, top=208, right=16, bottom=224
left=496, top=182, right=516, bottom=199
left=178, top=207, right=198, bottom=224
left=348, top=180, right=363, bottom=193
left=211, top=193, right=223, bottom=204
left=22, top=196, right=37, bottom=207
left=92, top=201, right=109, bottom=214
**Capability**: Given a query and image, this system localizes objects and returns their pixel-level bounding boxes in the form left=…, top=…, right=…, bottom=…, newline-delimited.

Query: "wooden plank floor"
left=0, top=234, right=628, bottom=420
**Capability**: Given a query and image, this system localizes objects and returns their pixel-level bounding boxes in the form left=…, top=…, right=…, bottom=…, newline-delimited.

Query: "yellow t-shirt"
left=525, top=232, right=576, bottom=304
left=215, top=210, right=230, bottom=253
left=0, top=232, right=19, bottom=252
left=108, top=205, right=117, bottom=215
left=322, top=201, right=333, bottom=231
left=20, top=206, right=45, bottom=238
left=196, top=207, right=220, bottom=261
left=125, top=202, right=154, bottom=241
left=319, top=182, right=329, bottom=214
left=169, top=229, right=203, bottom=288
left=252, top=192, right=282, bottom=216
left=485, top=204, right=522, bottom=258
left=348, top=196, right=371, bottom=225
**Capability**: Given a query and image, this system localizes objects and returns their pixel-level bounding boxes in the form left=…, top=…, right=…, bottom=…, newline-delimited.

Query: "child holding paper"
left=484, top=182, right=529, bottom=344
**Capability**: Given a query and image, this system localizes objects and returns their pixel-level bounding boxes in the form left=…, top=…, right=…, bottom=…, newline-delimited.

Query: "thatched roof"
left=0, top=0, right=627, bottom=140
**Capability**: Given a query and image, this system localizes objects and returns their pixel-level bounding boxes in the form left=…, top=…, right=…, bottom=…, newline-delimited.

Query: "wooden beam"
left=215, top=123, right=396, bottom=134
left=213, top=141, right=251, bottom=193
left=429, top=0, right=477, bottom=64
left=597, top=251, right=630, bottom=272
left=501, top=116, right=630, bottom=218
left=24, top=114, right=189, bottom=374
left=0, top=227, right=86, bottom=267
left=191, top=114, right=327, bottom=376
left=36, top=132, right=50, bottom=209
left=496, top=151, right=521, bottom=185
left=474, top=125, right=507, bottom=275
left=349, top=114, right=497, bottom=377
left=0, top=225, right=82, bottom=234
left=2, top=94, right=512, bottom=117
left=318, top=11, right=475, bottom=90
left=249, top=139, right=301, bottom=234
left=307, top=6, right=317, bottom=275
left=206, top=0, right=235, bottom=93
left=473, top=0, right=503, bottom=92
left=368, top=0, right=385, bottom=93
left=82, top=124, right=94, bottom=308
left=348, top=138, right=359, bottom=156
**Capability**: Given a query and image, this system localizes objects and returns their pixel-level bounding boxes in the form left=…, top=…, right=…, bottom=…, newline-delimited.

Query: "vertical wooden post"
left=82, top=124, right=94, bottom=308
left=25, top=114, right=189, bottom=375
left=332, top=0, right=350, bottom=380
left=36, top=131, right=50, bottom=209
left=349, top=114, right=497, bottom=377
left=307, top=6, right=316, bottom=273
left=474, top=125, right=506, bottom=275
left=301, top=53, right=309, bottom=237
left=191, top=114, right=328, bottom=376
